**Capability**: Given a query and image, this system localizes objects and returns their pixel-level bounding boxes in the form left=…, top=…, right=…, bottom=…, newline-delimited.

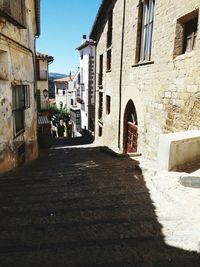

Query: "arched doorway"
left=123, top=100, right=138, bottom=153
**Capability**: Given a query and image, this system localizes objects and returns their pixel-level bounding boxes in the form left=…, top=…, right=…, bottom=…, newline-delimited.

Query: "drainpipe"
left=118, top=0, right=126, bottom=150
left=88, top=42, right=96, bottom=134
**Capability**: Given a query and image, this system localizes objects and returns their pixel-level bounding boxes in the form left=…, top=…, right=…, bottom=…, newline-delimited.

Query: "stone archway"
left=123, top=100, right=138, bottom=154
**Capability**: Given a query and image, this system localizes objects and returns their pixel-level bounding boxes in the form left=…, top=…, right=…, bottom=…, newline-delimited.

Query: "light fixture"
left=43, top=89, right=48, bottom=98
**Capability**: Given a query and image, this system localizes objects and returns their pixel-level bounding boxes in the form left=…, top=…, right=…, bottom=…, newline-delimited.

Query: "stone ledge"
left=158, top=130, right=200, bottom=171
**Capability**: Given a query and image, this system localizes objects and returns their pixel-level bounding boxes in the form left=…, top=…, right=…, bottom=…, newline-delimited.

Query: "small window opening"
left=106, top=95, right=111, bottom=114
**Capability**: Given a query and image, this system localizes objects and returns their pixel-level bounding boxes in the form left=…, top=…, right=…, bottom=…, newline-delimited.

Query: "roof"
left=35, top=0, right=40, bottom=36
left=54, top=76, right=73, bottom=83
left=76, top=40, right=96, bottom=51
left=36, top=52, right=54, bottom=62
left=90, top=0, right=116, bottom=41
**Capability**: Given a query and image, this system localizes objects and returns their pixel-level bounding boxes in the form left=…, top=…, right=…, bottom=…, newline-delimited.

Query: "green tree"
left=49, top=105, right=70, bottom=126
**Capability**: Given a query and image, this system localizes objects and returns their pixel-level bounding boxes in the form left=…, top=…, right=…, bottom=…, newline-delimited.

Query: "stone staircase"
left=0, top=143, right=199, bottom=266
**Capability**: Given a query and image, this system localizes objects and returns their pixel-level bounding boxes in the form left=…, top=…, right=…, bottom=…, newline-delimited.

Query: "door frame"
left=123, top=99, right=138, bottom=154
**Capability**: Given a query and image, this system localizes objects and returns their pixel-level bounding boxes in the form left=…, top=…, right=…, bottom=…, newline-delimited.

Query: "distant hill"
left=49, top=72, right=66, bottom=79
left=48, top=73, right=67, bottom=99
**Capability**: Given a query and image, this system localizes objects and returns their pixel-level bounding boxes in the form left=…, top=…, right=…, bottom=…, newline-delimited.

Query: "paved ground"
left=136, top=156, right=200, bottom=253
left=0, top=138, right=200, bottom=266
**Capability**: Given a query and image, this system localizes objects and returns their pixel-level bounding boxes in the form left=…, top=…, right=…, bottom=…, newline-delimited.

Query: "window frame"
left=107, top=10, right=113, bottom=48
left=98, top=54, right=103, bottom=87
left=98, top=92, right=103, bottom=122
left=106, top=95, right=111, bottom=115
left=12, top=85, right=30, bottom=137
left=106, top=49, right=112, bottom=71
left=136, top=0, right=155, bottom=63
left=173, top=9, right=199, bottom=58
left=183, top=18, right=198, bottom=53
left=98, top=125, right=103, bottom=137
left=0, top=0, right=26, bottom=28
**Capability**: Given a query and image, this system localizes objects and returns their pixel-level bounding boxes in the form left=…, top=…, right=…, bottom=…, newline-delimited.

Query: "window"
left=71, top=99, right=74, bottom=106
left=76, top=111, right=81, bottom=124
left=136, top=0, right=155, bottom=62
left=13, top=85, right=30, bottom=136
left=0, top=0, right=26, bottom=28
left=98, top=55, right=103, bottom=86
left=99, top=126, right=103, bottom=137
left=107, top=10, right=113, bottom=48
left=63, top=89, right=65, bottom=96
left=77, top=73, right=80, bottom=85
left=184, top=19, right=198, bottom=52
left=173, top=10, right=198, bottom=58
left=106, top=95, right=111, bottom=114
left=70, top=109, right=81, bottom=125
left=106, top=9, right=113, bottom=71
left=98, top=92, right=103, bottom=121
left=107, top=49, right=112, bottom=71
left=60, top=101, right=63, bottom=109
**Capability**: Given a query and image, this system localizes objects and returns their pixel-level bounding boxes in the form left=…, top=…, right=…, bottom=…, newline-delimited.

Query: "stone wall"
left=94, top=0, right=200, bottom=159
left=0, top=0, right=38, bottom=173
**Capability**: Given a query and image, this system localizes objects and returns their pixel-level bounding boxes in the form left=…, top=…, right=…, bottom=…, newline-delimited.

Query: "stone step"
left=0, top=239, right=199, bottom=267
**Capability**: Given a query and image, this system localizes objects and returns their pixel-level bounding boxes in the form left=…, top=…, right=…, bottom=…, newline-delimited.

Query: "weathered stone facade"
left=91, top=0, right=200, bottom=159
left=0, top=0, right=40, bottom=173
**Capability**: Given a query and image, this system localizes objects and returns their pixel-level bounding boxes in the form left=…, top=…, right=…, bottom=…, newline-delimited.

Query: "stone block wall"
left=94, top=0, right=200, bottom=159
left=0, top=0, right=38, bottom=173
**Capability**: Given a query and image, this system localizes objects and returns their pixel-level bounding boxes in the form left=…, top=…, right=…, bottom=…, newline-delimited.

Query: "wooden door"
left=127, top=122, right=138, bottom=153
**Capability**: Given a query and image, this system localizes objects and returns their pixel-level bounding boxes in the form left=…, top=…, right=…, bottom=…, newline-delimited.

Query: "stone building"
left=76, top=35, right=96, bottom=133
left=0, top=0, right=40, bottom=173
left=90, top=0, right=200, bottom=160
left=36, top=52, right=54, bottom=145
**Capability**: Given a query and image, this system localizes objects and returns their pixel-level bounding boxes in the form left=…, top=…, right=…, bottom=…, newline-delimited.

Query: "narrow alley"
left=0, top=140, right=199, bottom=267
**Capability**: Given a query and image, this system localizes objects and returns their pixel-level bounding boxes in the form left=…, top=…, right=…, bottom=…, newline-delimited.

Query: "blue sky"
left=36, top=0, right=101, bottom=75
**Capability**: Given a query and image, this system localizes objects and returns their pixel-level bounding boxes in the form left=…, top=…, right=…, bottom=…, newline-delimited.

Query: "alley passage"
left=0, top=140, right=200, bottom=267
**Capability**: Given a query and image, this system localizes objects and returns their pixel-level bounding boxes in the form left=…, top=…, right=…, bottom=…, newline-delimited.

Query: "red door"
left=127, top=122, right=138, bottom=153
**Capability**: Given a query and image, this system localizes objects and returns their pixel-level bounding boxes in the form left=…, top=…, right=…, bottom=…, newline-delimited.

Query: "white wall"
left=78, top=44, right=96, bottom=130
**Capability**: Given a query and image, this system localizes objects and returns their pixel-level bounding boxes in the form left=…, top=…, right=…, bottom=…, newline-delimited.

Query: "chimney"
left=82, top=34, right=87, bottom=44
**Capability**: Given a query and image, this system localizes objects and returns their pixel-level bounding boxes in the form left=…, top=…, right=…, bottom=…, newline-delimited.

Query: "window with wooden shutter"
left=12, top=85, right=30, bottom=136
left=0, top=0, right=26, bottom=28
left=173, top=9, right=199, bottom=58
left=184, top=18, right=198, bottom=53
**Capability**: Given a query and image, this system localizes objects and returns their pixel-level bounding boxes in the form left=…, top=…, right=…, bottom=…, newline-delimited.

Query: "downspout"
left=118, top=0, right=126, bottom=150
left=88, top=43, right=96, bottom=134
left=88, top=44, right=92, bottom=131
